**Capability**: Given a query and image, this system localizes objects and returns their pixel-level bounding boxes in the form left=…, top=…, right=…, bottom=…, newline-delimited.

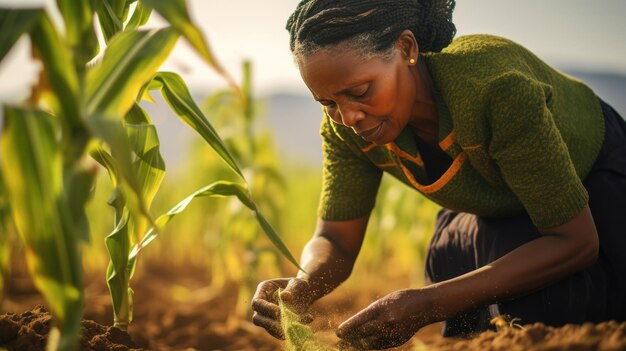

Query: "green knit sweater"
left=318, top=34, right=605, bottom=229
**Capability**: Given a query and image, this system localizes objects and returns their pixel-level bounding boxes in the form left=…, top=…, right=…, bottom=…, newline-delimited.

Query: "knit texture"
left=318, top=34, right=605, bottom=229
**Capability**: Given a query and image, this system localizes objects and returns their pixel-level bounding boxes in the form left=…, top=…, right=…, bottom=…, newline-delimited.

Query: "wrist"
left=413, top=284, right=449, bottom=324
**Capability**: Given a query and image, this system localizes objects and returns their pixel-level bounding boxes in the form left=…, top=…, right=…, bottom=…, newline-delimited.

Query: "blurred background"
left=1, top=0, right=625, bottom=165
left=1, top=0, right=625, bottom=334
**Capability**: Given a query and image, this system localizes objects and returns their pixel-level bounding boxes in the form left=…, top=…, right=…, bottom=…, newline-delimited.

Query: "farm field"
left=2, top=1, right=626, bottom=351
left=3, top=254, right=626, bottom=351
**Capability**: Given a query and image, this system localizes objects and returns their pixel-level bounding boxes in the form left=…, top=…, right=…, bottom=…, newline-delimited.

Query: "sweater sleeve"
left=317, top=110, right=383, bottom=221
left=486, top=73, right=589, bottom=229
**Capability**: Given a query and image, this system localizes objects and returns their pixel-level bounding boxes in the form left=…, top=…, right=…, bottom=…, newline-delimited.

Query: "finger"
left=337, top=319, right=380, bottom=345
left=279, top=279, right=312, bottom=314
left=356, top=320, right=381, bottom=337
left=251, top=298, right=281, bottom=319
left=360, top=335, right=402, bottom=350
left=252, top=312, right=284, bottom=340
left=336, top=307, right=379, bottom=339
left=300, top=312, right=314, bottom=324
left=253, top=279, right=289, bottom=302
left=279, top=278, right=308, bottom=302
left=360, top=335, right=385, bottom=350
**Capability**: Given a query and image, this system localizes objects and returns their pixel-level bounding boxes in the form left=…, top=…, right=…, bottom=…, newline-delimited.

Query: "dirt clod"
left=0, top=305, right=145, bottom=351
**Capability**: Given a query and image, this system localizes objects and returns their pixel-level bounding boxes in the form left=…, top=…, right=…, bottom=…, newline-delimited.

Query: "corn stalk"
left=0, top=0, right=300, bottom=349
left=197, top=61, right=288, bottom=320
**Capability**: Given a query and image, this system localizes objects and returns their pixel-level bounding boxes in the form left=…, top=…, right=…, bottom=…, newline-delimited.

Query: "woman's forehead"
left=299, top=48, right=388, bottom=95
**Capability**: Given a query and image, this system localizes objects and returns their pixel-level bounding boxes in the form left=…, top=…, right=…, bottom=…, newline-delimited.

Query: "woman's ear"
left=396, top=29, right=420, bottom=63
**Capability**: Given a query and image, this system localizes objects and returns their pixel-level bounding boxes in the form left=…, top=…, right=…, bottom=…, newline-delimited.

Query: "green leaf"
left=0, top=9, right=42, bottom=63
left=242, top=60, right=253, bottom=121
left=30, top=14, right=82, bottom=139
left=0, top=106, right=83, bottom=351
left=151, top=72, right=244, bottom=179
left=129, top=181, right=303, bottom=272
left=63, top=162, right=97, bottom=242
left=143, top=0, right=229, bottom=78
left=85, top=114, right=157, bottom=246
left=86, top=28, right=179, bottom=117
left=0, top=172, right=11, bottom=303
left=105, top=208, right=133, bottom=328
left=56, top=0, right=99, bottom=65
left=94, top=107, right=165, bottom=329
left=126, top=121, right=166, bottom=236
left=125, top=0, right=151, bottom=30
left=95, top=0, right=128, bottom=42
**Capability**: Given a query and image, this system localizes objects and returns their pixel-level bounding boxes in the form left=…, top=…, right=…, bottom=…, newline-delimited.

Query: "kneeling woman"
left=252, top=0, right=626, bottom=348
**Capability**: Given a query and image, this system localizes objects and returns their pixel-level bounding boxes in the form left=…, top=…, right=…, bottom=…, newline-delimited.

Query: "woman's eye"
left=351, top=86, right=370, bottom=99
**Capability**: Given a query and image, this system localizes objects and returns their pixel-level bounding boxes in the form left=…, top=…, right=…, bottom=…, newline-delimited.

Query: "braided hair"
left=286, top=0, right=456, bottom=61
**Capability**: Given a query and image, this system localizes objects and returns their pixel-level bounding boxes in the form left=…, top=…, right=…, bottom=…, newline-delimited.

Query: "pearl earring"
left=409, top=58, right=416, bottom=65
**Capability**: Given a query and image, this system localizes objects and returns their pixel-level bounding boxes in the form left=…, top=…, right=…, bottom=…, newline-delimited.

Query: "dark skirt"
left=425, top=99, right=626, bottom=337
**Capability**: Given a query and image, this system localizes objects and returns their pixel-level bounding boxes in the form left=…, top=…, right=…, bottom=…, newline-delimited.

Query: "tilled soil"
left=426, top=321, right=626, bottom=351
left=2, top=259, right=626, bottom=351
left=0, top=305, right=143, bottom=351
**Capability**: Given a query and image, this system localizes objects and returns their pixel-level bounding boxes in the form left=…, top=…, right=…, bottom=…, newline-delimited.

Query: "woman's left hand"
left=336, top=288, right=434, bottom=350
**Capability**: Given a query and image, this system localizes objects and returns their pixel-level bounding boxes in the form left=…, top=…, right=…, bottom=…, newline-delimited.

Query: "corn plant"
left=0, top=1, right=300, bottom=350
left=198, top=61, right=288, bottom=319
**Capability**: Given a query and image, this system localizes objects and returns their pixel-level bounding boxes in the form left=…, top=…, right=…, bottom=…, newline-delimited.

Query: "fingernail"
left=336, top=328, right=344, bottom=338
left=280, top=291, right=292, bottom=300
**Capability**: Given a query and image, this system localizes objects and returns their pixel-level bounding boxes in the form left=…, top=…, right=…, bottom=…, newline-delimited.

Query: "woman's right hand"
left=251, top=277, right=315, bottom=339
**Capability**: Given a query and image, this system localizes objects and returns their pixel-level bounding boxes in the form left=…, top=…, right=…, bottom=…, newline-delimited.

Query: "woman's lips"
left=357, top=123, right=383, bottom=141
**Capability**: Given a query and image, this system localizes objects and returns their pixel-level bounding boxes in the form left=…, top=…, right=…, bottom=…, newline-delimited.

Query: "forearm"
left=423, top=207, right=598, bottom=321
left=296, top=234, right=357, bottom=302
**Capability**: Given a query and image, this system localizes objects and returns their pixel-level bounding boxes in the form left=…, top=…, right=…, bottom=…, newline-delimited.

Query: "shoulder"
left=442, top=34, right=533, bottom=56
left=425, top=34, right=546, bottom=78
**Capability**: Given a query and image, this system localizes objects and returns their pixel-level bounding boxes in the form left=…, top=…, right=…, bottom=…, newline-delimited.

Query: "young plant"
left=0, top=1, right=300, bottom=349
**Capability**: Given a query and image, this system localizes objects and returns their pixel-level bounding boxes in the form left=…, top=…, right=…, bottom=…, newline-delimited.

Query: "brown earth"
left=0, top=305, right=143, bottom=351
left=2, top=258, right=626, bottom=351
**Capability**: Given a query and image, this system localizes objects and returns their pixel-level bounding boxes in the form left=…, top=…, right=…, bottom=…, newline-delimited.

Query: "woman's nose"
left=338, top=104, right=365, bottom=127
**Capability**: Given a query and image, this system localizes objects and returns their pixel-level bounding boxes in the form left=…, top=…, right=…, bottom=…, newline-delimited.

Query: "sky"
left=0, top=0, right=625, bottom=99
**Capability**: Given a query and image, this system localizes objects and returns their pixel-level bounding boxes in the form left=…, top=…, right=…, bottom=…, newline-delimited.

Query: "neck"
left=409, top=58, right=439, bottom=144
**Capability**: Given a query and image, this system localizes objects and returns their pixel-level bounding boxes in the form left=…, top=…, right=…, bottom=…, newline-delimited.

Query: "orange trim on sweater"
left=439, top=132, right=456, bottom=151
left=385, top=143, right=424, bottom=167
left=361, top=143, right=377, bottom=153
left=395, top=152, right=467, bottom=194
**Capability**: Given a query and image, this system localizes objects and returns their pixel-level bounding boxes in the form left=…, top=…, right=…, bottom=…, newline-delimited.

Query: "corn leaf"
left=125, top=122, right=165, bottom=239
left=0, top=9, right=42, bottom=63
left=95, top=0, right=128, bottom=42
left=63, top=162, right=97, bottom=243
left=89, top=106, right=165, bottom=329
left=129, top=181, right=303, bottom=272
left=0, top=106, right=83, bottom=351
left=0, top=172, right=11, bottom=304
left=125, top=0, right=151, bottom=30
left=86, top=114, right=158, bottom=246
left=142, top=0, right=229, bottom=79
left=86, top=28, right=178, bottom=117
left=105, top=207, right=134, bottom=328
left=30, top=14, right=82, bottom=136
left=56, top=0, right=99, bottom=65
left=125, top=102, right=150, bottom=124
left=151, top=72, right=244, bottom=179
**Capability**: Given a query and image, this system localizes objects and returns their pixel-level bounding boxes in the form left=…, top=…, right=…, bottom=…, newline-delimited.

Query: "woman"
left=251, top=0, right=626, bottom=349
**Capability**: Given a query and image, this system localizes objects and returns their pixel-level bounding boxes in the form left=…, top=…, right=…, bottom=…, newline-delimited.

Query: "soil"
left=2, top=258, right=626, bottom=351
left=0, top=305, right=143, bottom=351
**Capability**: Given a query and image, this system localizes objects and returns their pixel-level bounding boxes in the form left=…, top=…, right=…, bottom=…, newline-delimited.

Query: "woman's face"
left=299, top=45, right=417, bottom=145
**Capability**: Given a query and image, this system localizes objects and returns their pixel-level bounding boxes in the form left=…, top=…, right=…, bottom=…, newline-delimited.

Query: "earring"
left=409, top=58, right=416, bottom=65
